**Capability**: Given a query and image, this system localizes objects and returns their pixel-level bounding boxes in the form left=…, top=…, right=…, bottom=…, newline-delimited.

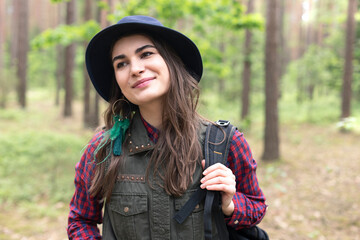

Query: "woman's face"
left=111, top=34, right=170, bottom=109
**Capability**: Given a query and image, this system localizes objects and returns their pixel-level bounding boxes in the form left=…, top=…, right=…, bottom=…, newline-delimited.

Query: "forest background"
left=0, top=0, right=359, bottom=239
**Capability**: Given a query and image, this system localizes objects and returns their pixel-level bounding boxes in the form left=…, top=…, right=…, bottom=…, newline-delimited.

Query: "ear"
left=201, top=159, right=205, bottom=170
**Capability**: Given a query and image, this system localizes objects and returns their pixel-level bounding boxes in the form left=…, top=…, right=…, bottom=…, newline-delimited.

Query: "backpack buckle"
left=215, top=120, right=230, bottom=127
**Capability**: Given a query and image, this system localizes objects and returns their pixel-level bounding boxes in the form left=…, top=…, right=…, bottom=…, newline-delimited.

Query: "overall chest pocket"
left=174, top=190, right=205, bottom=239
left=108, top=193, right=150, bottom=240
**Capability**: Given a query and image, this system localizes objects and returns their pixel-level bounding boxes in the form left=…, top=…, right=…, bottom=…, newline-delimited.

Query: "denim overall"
left=102, top=113, right=218, bottom=240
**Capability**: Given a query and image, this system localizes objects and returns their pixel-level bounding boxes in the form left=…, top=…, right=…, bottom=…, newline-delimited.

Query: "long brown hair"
left=89, top=34, right=203, bottom=200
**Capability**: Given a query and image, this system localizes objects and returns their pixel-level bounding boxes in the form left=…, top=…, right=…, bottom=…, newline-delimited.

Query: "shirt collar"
left=140, top=115, right=160, bottom=144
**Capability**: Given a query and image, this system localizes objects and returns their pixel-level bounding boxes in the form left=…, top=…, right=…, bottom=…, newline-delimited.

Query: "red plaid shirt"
left=67, top=119, right=266, bottom=239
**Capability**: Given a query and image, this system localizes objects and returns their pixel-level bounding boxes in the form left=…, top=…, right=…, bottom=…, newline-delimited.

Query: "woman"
left=67, top=15, right=266, bottom=239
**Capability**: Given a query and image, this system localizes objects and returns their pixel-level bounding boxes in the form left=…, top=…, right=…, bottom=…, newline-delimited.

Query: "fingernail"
left=200, top=184, right=205, bottom=189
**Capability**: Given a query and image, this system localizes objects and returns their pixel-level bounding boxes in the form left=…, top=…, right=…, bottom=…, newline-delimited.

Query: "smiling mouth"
left=132, top=77, right=154, bottom=88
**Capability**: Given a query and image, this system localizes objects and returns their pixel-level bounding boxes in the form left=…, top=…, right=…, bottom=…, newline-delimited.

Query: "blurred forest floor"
left=0, top=93, right=359, bottom=240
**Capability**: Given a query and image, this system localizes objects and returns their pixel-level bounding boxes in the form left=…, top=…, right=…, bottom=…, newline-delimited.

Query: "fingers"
left=200, top=162, right=236, bottom=195
left=203, top=162, right=233, bottom=176
left=200, top=161, right=236, bottom=216
left=201, top=175, right=233, bottom=187
left=202, top=163, right=235, bottom=182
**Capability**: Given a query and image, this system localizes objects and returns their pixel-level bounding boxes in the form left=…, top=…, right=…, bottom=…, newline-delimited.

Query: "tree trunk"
left=0, top=0, right=6, bottom=108
left=289, top=0, right=303, bottom=61
left=316, top=0, right=324, bottom=47
left=262, top=0, right=280, bottom=161
left=63, top=0, right=76, bottom=117
left=15, top=0, right=29, bottom=108
left=0, top=0, right=5, bottom=68
left=94, top=92, right=100, bottom=126
left=305, top=0, right=314, bottom=47
left=305, top=0, right=315, bottom=101
left=55, top=3, right=64, bottom=106
left=87, top=0, right=112, bottom=127
left=83, top=0, right=93, bottom=127
left=341, top=0, right=357, bottom=118
left=276, top=0, right=285, bottom=99
left=55, top=45, right=64, bottom=106
left=241, top=0, right=254, bottom=120
left=10, top=0, right=18, bottom=68
left=297, top=0, right=307, bottom=103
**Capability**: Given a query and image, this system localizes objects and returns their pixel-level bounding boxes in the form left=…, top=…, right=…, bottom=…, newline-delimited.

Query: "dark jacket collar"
left=127, top=111, right=155, bottom=155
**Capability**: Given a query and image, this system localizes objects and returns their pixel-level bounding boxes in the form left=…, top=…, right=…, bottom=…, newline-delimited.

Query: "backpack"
left=174, top=120, right=269, bottom=240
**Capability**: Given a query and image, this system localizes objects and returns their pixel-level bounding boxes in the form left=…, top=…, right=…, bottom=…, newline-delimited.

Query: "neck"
left=139, top=104, right=163, bottom=130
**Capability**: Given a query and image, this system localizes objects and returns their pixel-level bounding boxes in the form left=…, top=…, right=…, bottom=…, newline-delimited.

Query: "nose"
left=130, top=59, right=145, bottom=76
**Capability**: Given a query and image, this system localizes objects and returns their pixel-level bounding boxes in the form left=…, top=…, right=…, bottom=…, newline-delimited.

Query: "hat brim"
left=86, top=22, right=203, bottom=102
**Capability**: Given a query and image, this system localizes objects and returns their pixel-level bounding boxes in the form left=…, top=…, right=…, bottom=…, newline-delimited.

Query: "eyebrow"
left=112, top=44, right=156, bottom=63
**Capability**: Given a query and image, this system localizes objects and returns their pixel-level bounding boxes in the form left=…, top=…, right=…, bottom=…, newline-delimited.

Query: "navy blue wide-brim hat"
left=85, top=15, right=203, bottom=102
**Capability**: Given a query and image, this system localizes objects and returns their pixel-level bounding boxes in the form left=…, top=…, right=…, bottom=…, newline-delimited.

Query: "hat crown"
left=117, top=15, right=164, bottom=27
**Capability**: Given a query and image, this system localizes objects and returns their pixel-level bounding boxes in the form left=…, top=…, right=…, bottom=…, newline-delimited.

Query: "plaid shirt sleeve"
left=224, top=129, right=267, bottom=229
left=67, top=131, right=104, bottom=240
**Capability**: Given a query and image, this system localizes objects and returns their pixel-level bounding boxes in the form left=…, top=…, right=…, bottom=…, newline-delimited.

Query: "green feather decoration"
left=110, top=115, right=130, bottom=156
left=93, top=115, right=130, bottom=165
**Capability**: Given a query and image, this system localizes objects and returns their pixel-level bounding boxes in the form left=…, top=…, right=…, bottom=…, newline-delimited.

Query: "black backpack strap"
left=173, top=187, right=206, bottom=224
left=174, top=120, right=236, bottom=239
left=204, top=121, right=237, bottom=240
left=206, top=120, right=236, bottom=166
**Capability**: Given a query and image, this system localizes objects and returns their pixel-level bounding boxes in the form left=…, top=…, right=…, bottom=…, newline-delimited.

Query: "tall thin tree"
left=10, top=0, right=18, bottom=68
left=63, top=0, right=76, bottom=117
left=15, top=0, right=29, bottom=108
left=89, top=0, right=113, bottom=126
left=276, top=0, right=286, bottom=98
left=262, top=0, right=280, bottom=161
left=241, top=0, right=254, bottom=120
left=0, top=0, right=6, bottom=108
left=0, top=0, right=5, bottom=68
left=289, top=0, right=303, bottom=62
left=341, top=0, right=357, bottom=119
left=55, top=2, right=64, bottom=106
left=83, top=0, right=94, bottom=127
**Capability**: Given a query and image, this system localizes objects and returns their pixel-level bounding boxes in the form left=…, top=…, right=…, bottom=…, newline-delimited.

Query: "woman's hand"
left=200, top=160, right=236, bottom=216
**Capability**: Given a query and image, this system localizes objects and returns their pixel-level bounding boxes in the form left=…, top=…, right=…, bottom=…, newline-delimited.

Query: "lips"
left=132, top=77, right=155, bottom=88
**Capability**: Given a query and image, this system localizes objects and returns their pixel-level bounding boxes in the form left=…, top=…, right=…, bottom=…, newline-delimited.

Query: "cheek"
left=115, top=72, right=128, bottom=89
left=158, top=61, right=170, bottom=86
left=163, top=68, right=171, bottom=89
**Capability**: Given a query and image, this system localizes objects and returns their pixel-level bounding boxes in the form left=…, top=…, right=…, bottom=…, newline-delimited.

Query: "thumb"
left=201, top=159, right=205, bottom=169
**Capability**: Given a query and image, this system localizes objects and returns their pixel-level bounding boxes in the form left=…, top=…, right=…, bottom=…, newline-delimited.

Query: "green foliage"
left=0, top=42, right=17, bottom=107
left=0, top=129, right=85, bottom=203
left=206, top=1, right=263, bottom=30
left=97, top=0, right=110, bottom=11
left=279, top=92, right=341, bottom=125
left=283, top=45, right=342, bottom=102
left=109, top=0, right=263, bottom=83
left=31, top=20, right=100, bottom=50
left=336, top=117, right=357, bottom=133
left=30, top=0, right=264, bottom=107
left=0, top=66, right=16, bottom=108
left=0, top=107, right=91, bottom=204
left=198, top=89, right=264, bottom=132
left=27, top=49, right=56, bottom=88
left=111, top=0, right=264, bottom=30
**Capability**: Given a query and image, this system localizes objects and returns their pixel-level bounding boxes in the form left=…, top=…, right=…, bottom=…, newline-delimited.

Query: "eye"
left=115, top=61, right=127, bottom=69
left=140, top=51, right=154, bottom=58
